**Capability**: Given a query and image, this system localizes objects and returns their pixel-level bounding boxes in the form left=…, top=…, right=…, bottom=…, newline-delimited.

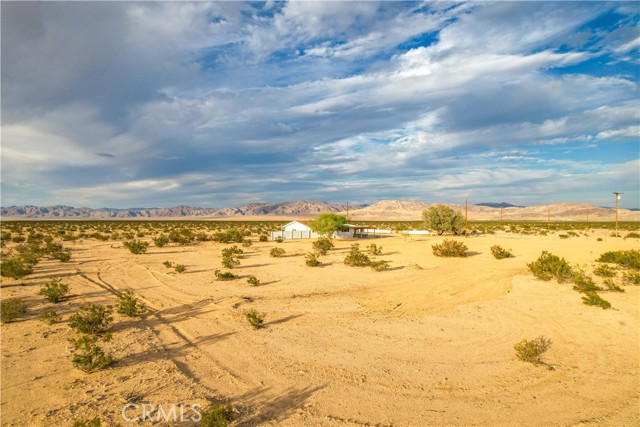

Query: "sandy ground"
left=1, top=230, right=639, bottom=426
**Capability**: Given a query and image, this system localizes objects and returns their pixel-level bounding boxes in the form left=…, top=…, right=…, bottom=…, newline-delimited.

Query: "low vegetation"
left=174, top=264, right=186, bottom=273
left=514, top=336, right=551, bottom=365
left=367, top=243, right=382, bottom=255
left=370, top=260, right=390, bottom=271
left=490, top=245, right=513, bottom=259
left=270, top=247, right=285, bottom=258
left=592, top=264, right=616, bottom=277
left=68, top=304, right=113, bottom=335
left=432, top=240, right=469, bottom=257
left=39, top=277, right=69, bottom=303
left=1, top=298, right=27, bottom=323
left=123, top=240, right=149, bottom=254
left=622, top=271, right=640, bottom=285
left=305, top=252, right=320, bottom=267
left=312, top=237, right=334, bottom=255
left=38, top=309, right=62, bottom=325
left=116, top=290, right=147, bottom=317
left=344, top=243, right=371, bottom=267
left=200, top=402, right=235, bottom=427
left=69, top=335, right=113, bottom=373
left=214, top=269, right=235, bottom=281
left=72, top=418, right=102, bottom=427
left=596, top=250, right=640, bottom=270
left=527, top=251, right=573, bottom=283
left=581, top=291, right=611, bottom=309
left=247, top=275, right=260, bottom=286
left=245, top=309, right=264, bottom=329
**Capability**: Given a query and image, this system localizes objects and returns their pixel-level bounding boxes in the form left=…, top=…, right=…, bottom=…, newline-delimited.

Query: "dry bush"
left=370, top=260, right=390, bottom=271
left=581, top=291, right=611, bottom=309
left=305, top=253, right=320, bottom=267
left=39, top=309, right=62, bottom=325
left=312, top=238, right=334, bottom=255
left=116, top=290, right=147, bottom=317
left=1, top=298, right=27, bottom=323
left=514, top=336, right=551, bottom=365
left=247, top=275, right=260, bottom=286
left=344, top=244, right=371, bottom=267
left=270, top=247, right=285, bottom=258
left=69, top=335, right=113, bottom=373
left=596, top=250, right=640, bottom=270
left=367, top=243, right=382, bottom=255
left=432, top=240, right=468, bottom=257
left=490, top=245, right=513, bottom=259
left=68, top=304, right=113, bottom=335
left=214, top=269, right=235, bottom=281
left=123, top=240, right=149, bottom=254
left=527, top=251, right=573, bottom=283
left=593, top=264, right=616, bottom=278
left=245, top=309, right=264, bottom=329
left=174, top=264, right=186, bottom=273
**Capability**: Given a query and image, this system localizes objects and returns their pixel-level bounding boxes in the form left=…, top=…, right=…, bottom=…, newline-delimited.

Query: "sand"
left=1, top=230, right=639, bottom=426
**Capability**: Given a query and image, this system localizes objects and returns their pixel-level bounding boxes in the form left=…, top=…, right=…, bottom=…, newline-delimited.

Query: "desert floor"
left=1, top=231, right=639, bottom=426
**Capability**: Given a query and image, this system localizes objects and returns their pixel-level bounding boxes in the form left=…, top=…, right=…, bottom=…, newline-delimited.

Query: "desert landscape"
left=1, top=217, right=638, bottom=426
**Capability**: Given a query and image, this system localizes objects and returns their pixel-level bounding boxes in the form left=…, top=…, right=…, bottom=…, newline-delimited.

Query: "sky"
left=1, top=1, right=639, bottom=209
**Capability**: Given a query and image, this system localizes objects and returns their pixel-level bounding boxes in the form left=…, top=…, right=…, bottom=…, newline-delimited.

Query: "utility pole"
left=547, top=206, right=550, bottom=231
left=613, top=192, right=623, bottom=235
left=500, top=208, right=503, bottom=224
left=465, top=197, right=468, bottom=232
left=346, top=201, right=350, bottom=222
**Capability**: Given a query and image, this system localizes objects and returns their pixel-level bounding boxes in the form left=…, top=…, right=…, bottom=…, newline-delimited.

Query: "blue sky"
left=1, top=1, right=638, bottom=209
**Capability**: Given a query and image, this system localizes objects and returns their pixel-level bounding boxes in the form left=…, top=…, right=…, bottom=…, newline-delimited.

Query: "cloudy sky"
left=2, top=1, right=638, bottom=209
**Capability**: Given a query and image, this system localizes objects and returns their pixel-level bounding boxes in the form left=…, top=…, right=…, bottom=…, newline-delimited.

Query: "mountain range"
left=1, top=200, right=638, bottom=221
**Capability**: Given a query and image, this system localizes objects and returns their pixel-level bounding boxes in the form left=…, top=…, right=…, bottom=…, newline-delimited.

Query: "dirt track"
left=1, top=231, right=639, bottom=426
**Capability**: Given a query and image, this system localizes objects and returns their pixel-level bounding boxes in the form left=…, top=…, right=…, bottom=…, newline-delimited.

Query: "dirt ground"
left=1, top=230, right=639, bottom=426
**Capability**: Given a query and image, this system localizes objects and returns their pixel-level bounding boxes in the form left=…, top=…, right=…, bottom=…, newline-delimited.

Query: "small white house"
left=283, top=221, right=311, bottom=232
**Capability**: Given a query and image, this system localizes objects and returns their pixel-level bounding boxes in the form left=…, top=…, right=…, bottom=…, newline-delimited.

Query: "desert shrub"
left=527, top=251, right=573, bottom=283
left=581, top=291, right=611, bottom=309
left=69, top=335, right=113, bottom=373
left=247, top=275, right=260, bottom=286
left=51, top=249, right=72, bottom=262
left=116, top=290, right=146, bottom=317
left=153, top=235, right=170, bottom=248
left=625, top=232, right=640, bottom=239
left=344, top=244, right=371, bottom=267
left=0, top=256, right=35, bottom=279
left=258, top=234, right=269, bottom=242
left=39, top=278, right=69, bottom=303
left=593, top=264, right=616, bottom=278
left=270, top=247, right=285, bottom=258
left=596, top=237, right=603, bottom=241
left=241, top=238, right=253, bottom=248
left=195, top=232, right=210, bottom=242
left=274, top=236, right=284, bottom=243
left=214, top=270, right=235, bottom=281
left=68, top=304, right=113, bottom=335
left=174, top=264, right=186, bottom=273
left=163, top=261, right=173, bottom=268
left=123, top=240, right=149, bottom=255
left=370, top=260, right=390, bottom=271
left=558, top=234, right=569, bottom=239
left=221, top=246, right=244, bottom=257
left=245, top=309, right=264, bottom=329
left=1, top=298, right=27, bottom=323
left=514, top=336, right=551, bottom=365
left=432, top=240, right=469, bottom=258
left=571, top=269, right=601, bottom=293
left=39, top=309, right=62, bottom=325
left=212, top=229, right=244, bottom=243
left=72, top=418, right=101, bottom=427
left=305, top=253, right=320, bottom=267
left=490, top=245, right=513, bottom=259
left=200, top=403, right=235, bottom=427
left=367, top=243, right=382, bottom=255
left=312, top=238, right=334, bottom=256
left=622, top=271, right=640, bottom=285
left=422, top=204, right=464, bottom=235
left=596, top=250, right=640, bottom=270
left=603, top=279, right=624, bottom=292
left=222, top=255, right=240, bottom=269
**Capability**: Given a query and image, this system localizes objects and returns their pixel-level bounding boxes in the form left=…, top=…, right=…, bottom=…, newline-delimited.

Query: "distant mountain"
left=0, top=200, right=359, bottom=219
left=475, top=202, right=524, bottom=208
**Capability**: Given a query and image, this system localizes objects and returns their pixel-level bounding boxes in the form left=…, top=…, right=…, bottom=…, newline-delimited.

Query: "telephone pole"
left=346, top=201, right=350, bottom=222
left=547, top=206, right=550, bottom=231
left=465, top=197, right=468, bottom=232
left=613, top=192, right=623, bottom=235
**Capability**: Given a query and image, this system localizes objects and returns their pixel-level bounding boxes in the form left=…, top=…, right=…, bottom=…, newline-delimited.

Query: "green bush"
left=51, top=249, right=72, bottom=262
left=432, top=240, right=469, bottom=258
left=214, top=270, right=235, bottom=281
left=163, top=261, right=173, bottom=268
left=245, top=309, right=264, bottom=329
left=625, top=232, right=640, bottom=239
left=270, top=247, right=285, bottom=258
left=312, top=238, right=334, bottom=256
left=116, top=290, right=147, bottom=317
left=490, top=245, right=513, bottom=259
left=274, top=236, right=284, bottom=243
left=259, top=235, right=269, bottom=242
left=344, top=244, right=371, bottom=267
left=622, top=271, right=640, bottom=285
left=581, top=291, right=611, bottom=309
left=242, top=238, right=253, bottom=247
left=39, top=309, right=62, bottom=325
left=1, top=298, right=27, bottom=323
left=514, top=336, right=551, bottom=365
left=603, top=279, right=624, bottom=292
left=72, top=418, right=101, bottom=427
left=68, top=304, right=113, bottom=335
left=527, top=251, right=573, bottom=283
left=200, top=403, right=235, bottom=427
left=39, top=278, right=69, bottom=303
left=571, top=270, right=601, bottom=293
left=174, top=264, right=186, bottom=273
left=596, top=250, right=640, bottom=270
left=367, top=243, right=382, bottom=255
left=212, top=229, right=244, bottom=243
left=153, top=235, right=170, bottom=247
left=422, top=204, right=464, bottom=235
left=123, top=240, right=149, bottom=254
left=305, top=253, right=320, bottom=267
left=370, top=260, right=390, bottom=271
left=558, top=234, right=569, bottom=239
left=1, top=256, right=35, bottom=279
left=69, top=335, right=113, bottom=373
left=593, top=264, right=616, bottom=278
left=247, top=275, right=260, bottom=286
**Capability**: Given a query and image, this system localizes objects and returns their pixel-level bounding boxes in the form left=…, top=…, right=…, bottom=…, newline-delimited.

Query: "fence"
left=270, top=229, right=393, bottom=240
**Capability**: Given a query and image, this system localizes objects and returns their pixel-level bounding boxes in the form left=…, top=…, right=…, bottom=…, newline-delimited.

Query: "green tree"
left=422, top=204, right=464, bottom=235
left=309, top=213, right=347, bottom=237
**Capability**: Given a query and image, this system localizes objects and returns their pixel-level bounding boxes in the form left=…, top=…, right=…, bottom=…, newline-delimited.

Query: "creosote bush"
left=622, top=271, right=640, bottom=285
left=123, top=240, right=149, bottom=255
left=432, top=240, right=469, bottom=258
left=39, top=309, right=62, bottom=325
left=603, top=279, right=624, bottom=292
left=1, top=298, right=27, bottom=323
left=312, top=238, right=334, bottom=256
left=270, top=247, right=285, bottom=258
left=39, top=277, right=69, bottom=303
left=305, top=253, right=320, bottom=267
left=153, top=235, right=170, bottom=248
left=163, top=260, right=173, bottom=268
left=247, top=275, right=260, bottom=286
left=1, top=256, right=35, bottom=279
left=200, top=403, right=235, bottom=427
left=245, top=309, right=264, bottom=329
left=571, top=269, right=601, bottom=293
left=514, top=336, right=551, bottom=365
left=72, top=418, right=101, bottom=427
left=344, top=243, right=371, bottom=267
left=69, top=335, right=113, bottom=373
left=367, top=243, right=382, bottom=255
left=214, top=269, right=235, bottom=281
left=174, top=264, right=186, bottom=273
left=370, top=260, right=390, bottom=271
left=581, top=291, right=611, bottom=309
left=490, top=245, right=513, bottom=259
left=259, top=235, right=268, bottom=242
left=68, top=304, right=113, bottom=335
left=116, top=290, right=147, bottom=317
left=527, top=251, right=573, bottom=283
left=593, top=264, right=616, bottom=278
left=596, top=250, right=640, bottom=270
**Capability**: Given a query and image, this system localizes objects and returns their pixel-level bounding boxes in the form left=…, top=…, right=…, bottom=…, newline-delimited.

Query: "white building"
left=283, top=221, right=311, bottom=232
